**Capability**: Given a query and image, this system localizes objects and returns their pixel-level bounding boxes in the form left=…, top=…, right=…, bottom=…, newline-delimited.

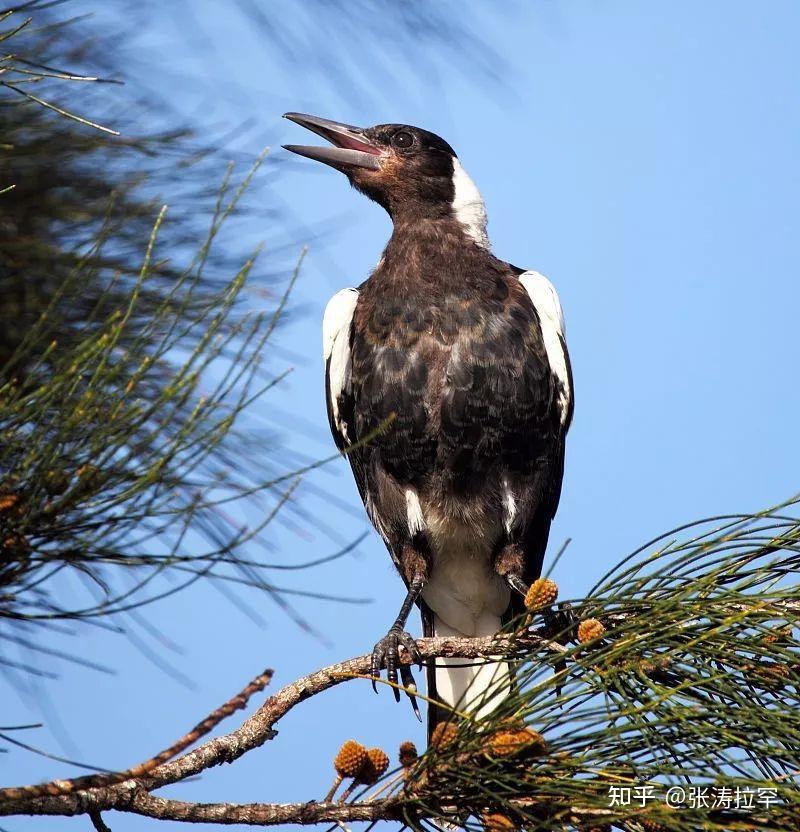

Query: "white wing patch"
left=451, top=158, right=489, bottom=248
left=502, top=478, right=517, bottom=534
left=518, top=271, right=571, bottom=427
left=405, top=488, right=426, bottom=535
left=323, top=288, right=359, bottom=442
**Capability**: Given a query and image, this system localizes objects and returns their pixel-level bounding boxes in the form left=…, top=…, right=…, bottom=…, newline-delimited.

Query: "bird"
left=284, top=113, right=573, bottom=735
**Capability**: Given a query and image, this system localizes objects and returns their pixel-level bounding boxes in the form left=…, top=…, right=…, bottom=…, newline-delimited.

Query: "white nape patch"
left=518, top=271, right=571, bottom=427
left=451, top=158, right=489, bottom=248
left=323, top=288, right=359, bottom=440
left=405, top=489, right=426, bottom=535
left=503, top=482, right=517, bottom=534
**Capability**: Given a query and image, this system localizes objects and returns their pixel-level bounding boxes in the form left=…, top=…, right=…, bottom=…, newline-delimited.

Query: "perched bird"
left=284, top=113, right=573, bottom=733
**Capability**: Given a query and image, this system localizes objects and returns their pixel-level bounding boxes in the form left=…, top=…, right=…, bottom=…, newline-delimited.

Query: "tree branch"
left=0, top=668, right=274, bottom=801
left=127, top=792, right=406, bottom=826
left=0, top=630, right=560, bottom=825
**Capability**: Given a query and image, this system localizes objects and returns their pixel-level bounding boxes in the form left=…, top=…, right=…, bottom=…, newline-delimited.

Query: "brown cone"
left=430, top=721, right=458, bottom=750
left=524, top=578, right=558, bottom=611
left=356, top=747, right=390, bottom=785
left=481, top=812, right=517, bottom=831
left=334, top=740, right=367, bottom=778
left=640, top=820, right=667, bottom=832
left=0, top=493, right=20, bottom=513
left=577, top=618, right=606, bottom=643
left=486, top=727, right=546, bottom=759
left=399, top=740, right=418, bottom=768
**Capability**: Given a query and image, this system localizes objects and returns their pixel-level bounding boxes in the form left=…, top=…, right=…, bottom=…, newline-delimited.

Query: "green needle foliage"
left=0, top=2, right=350, bottom=688
left=2, top=172, right=281, bottom=615
left=0, top=4, right=258, bottom=375
left=385, top=501, right=800, bottom=831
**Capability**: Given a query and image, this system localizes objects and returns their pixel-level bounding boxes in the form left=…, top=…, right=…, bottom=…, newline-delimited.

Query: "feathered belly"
left=420, top=506, right=510, bottom=637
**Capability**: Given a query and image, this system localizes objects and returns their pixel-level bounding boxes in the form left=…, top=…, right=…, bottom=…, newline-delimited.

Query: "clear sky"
left=6, top=2, right=800, bottom=831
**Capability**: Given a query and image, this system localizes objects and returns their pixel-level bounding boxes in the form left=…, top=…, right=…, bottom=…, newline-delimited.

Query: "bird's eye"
left=392, top=131, right=414, bottom=149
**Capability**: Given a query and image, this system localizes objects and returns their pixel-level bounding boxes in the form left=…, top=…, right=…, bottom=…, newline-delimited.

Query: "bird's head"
left=283, top=112, right=487, bottom=243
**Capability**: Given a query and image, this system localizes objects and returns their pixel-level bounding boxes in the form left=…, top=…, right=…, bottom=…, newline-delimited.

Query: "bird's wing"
left=323, top=287, right=405, bottom=575
left=497, top=269, right=573, bottom=593
left=517, top=270, right=573, bottom=431
left=323, top=287, right=359, bottom=450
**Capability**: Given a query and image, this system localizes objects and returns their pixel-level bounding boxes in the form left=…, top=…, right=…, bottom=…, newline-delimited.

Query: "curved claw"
left=370, top=629, right=422, bottom=715
left=370, top=638, right=387, bottom=693
left=400, top=664, right=422, bottom=721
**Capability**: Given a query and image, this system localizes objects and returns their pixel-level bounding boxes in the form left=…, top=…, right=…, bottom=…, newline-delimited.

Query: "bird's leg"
left=544, top=601, right=578, bottom=642
left=494, top=543, right=529, bottom=599
left=494, top=544, right=576, bottom=697
left=371, top=548, right=427, bottom=720
left=370, top=575, right=424, bottom=716
left=495, top=543, right=574, bottom=637
left=506, top=574, right=529, bottom=598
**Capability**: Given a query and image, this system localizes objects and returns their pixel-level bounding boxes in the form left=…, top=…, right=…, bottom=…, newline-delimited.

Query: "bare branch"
left=88, top=809, right=112, bottom=832
left=0, top=667, right=274, bottom=801
left=125, top=792, right=405, bottom=826
left=0, top=631, right=559, bottom=823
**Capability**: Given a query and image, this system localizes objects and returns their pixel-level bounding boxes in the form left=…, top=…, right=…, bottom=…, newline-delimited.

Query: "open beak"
left=283, top=112, right=383, bottom=171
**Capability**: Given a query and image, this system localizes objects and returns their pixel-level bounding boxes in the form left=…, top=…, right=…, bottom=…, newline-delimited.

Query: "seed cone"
left=356, top=747, right=390, bottom=785
left=2, top=534, right=30, bottom=556
left=756, top=662, right=791, bottom=688
left=577, top=618, right=606, bottom=643
left=637, top=655, right=673, bottom=675
left=481, top=812, right=516, bottom=831
left=640, top=820, right=667, bottom=832
left=0, top=492, right=20, bottom=513
left=430, top=721, right=458, bottom=750
left=486, top=727, right=546, bottom=759
left=399, top=740, right=418, bottom=768
left=763, top=625, right=794, bottom=645
left=334, top=740, right=368, bottom=778
left=524, top=577, right=558, bottom=611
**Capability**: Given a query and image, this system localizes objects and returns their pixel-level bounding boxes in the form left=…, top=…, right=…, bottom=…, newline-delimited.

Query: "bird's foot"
left=542, top=602, right=579, bottom=644
left=506, top=575, right=529, bottom=598
left=370, top=626, right=423, bottom=721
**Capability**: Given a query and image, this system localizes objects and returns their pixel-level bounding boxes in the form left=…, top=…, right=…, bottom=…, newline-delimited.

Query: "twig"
left=0, top=631, right=558, bottom=822
left=0, top=668, right=273, bottom=801
left=88, top=809, right=112, bottom=832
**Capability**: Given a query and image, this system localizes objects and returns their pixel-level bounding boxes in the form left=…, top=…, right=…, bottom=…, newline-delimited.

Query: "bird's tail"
left=424, top=606, right=512, bottom=740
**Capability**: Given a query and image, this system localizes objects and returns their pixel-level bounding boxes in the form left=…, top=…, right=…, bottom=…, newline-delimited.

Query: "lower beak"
left=282, top=112, right=382, bottom=171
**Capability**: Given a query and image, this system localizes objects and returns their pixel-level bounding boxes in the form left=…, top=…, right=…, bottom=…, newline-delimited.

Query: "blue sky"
left=6, top=2, right=800, bottom=830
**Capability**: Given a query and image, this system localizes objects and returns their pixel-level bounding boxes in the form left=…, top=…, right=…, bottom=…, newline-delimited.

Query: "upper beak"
left=282, top=112, right=383, bottom=171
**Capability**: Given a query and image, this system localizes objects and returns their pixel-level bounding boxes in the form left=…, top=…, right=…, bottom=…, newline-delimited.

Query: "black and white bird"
left=284, top=113, right=573, bottom=732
